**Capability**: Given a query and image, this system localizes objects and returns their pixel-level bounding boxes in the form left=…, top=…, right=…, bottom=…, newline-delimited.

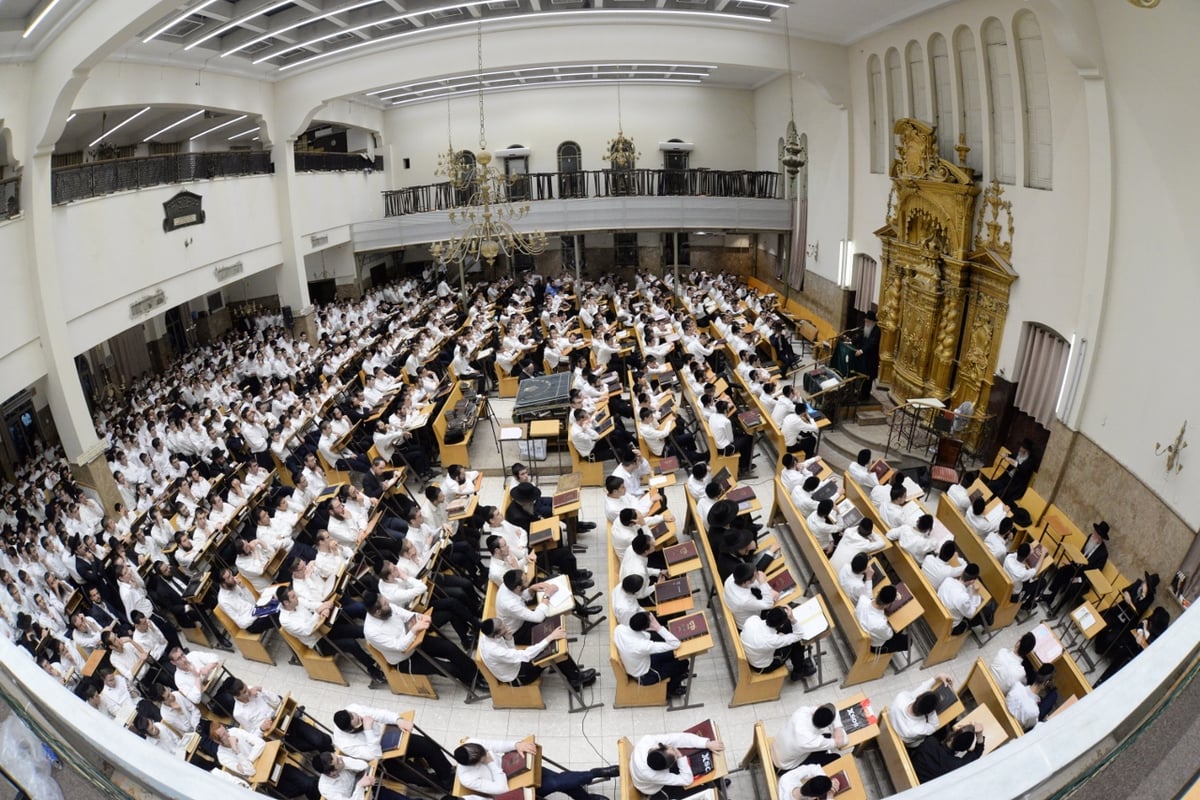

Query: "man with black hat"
left=1041, top=520, right=1110, bottom=613
left=938, top=562, right=996, bottom=635
left=850, top=310, right=880, bottom=400
left=986, top=438, right=1037, bottom=504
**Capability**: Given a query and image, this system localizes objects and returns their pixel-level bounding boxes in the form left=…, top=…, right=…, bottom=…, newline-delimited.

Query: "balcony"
left=51, top=152, right=274, bottom=205
left=382, top=167, right=780, bottom=216
left=294, top=152, right=384, bottom=173
left=1, top=175, right=19, bottom=218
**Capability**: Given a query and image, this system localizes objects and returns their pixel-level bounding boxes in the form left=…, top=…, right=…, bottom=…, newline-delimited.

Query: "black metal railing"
left=294, top=152, right=384, bottom=173
left=1, top=176, right=18, bottom=218
left=382, top=167, right=781, bottom=217
left=51, top=152, right=274, bottom=205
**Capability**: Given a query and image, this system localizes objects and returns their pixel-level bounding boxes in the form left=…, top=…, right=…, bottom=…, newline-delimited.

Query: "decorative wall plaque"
left=163, top=190, right=206, bottom=232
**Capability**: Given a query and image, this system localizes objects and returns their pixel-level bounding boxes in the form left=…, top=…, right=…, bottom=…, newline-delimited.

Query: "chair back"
left=934, top=437, right=964, bottom=469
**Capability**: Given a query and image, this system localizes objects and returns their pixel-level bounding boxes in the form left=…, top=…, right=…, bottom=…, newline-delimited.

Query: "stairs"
left=855, top=407, right=888, bottom=426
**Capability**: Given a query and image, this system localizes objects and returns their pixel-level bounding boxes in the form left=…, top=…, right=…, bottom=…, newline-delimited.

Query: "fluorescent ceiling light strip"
left=142, top=109, right=206, bottom=141
left=186, top=0, right=291, bottom=50
left=144, top=0, right=219, bottom=43
left=66, top=112, right=76, bottom=122
left=190, top=114, right=249, bottom=140
left=382, top=70, right=708, bottom=100
left=228, top=126, right=261, bottom=140
left=223, top=0, right=380, bottom=56
left=89, top=107, right=151, bottom=148
left=367, top=62, right=717, bottom=95
left=280, top=10, right=767, bottom=72
left=389, top=77, right=702, bottom=106
left=739, top=0, right=788, bottom=7
left=258, top=0, right=493, bottom=63
left=23, top=0, right=64, bottom=38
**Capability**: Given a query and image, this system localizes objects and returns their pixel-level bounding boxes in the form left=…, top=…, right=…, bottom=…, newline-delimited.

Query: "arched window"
left=885, top=48, right=904, bottom=134
left=983, top=18, right=1016, bottom=184
left=954, top=26, right=984, bottom=173
left=556, top=141, right=583, bottom=198
left=906, top=41, right=929, bottom=123
left=929, top=33, right=956, bottom=163
left=867, top=55, right=886, bottom=174
left=1015, top=11, right=1053, bottom=189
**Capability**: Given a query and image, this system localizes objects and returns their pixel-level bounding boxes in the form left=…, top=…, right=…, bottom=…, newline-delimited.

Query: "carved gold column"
left=876, top=243, right=903, bottom=386
left=927, top=260, right=968, bottom=400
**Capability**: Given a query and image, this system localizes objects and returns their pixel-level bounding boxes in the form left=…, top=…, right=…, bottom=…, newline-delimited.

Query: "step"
left=856, top=409, right=889, bottom=426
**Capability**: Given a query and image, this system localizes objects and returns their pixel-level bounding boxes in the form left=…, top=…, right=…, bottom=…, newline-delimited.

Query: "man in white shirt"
left=209, top=721, right=318, bottom=800
left=709, top=400, right=755, bottom=477
left=991, top=631, right=1036, bottom=695
left=1004, top=543, right=1042, bottom=609
left=854, top=585, right=908, bottom=655
left=772, top=704, right=849, bottom=769
left=215, top=566, right=276, bottom=634
left=361, top=592, right=479, bottom=688
left=937, top=563, right=995, bottom=635
left=453, top=738, right=615, bottom=800
left=740, top=606, right=816, bottom=680
left=613, top=611, right=689, bottom=697
left=828, top=518, right=887, bottom=574
left=611, top=574, right=646, bottom=626
left=838, top=553, right=877, bottom=607
left=330, top=704, right=455, bottom=792
left=886, top=514, right=940, bottom=561
left=228, top=677, right=332, bottom=753
left=889, top=674, right=956, bottom=747
left=477, top=617, right=595, bottom=689
left=630, top=731, right=725, bottom=797
left=922, top=540, right=966, bottom=590
left=723, top=563, right=776, bottom=630
left=965, top=496, right=999, bottom=536
left=1006, top=664, right=1059, bottom=731
left=275, top=586, right=387, bottom=687
left=313, top=751, right=399, bottom=800
left=847, top=448, right=880, bottom=489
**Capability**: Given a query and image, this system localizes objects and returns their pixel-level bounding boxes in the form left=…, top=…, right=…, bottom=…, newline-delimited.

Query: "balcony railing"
left=382, top=168, right=781, bottom=217
left=294, top=152, right=384, bottom=173
left=1, top=175, right=19, bottom=218
left=51, top=152, right=274, bottom=205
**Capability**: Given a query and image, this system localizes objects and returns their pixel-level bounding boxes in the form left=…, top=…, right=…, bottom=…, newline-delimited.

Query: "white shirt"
left=854, top=595, right=893, bottom=648
left=739, top=615, right=805, bottom=669
left=332, top=704, right=399, bottom=761
left=613, top=623, right=680, bottom=678
left=887, top=524, right=938, bottom=561
left=772, top=706, right=845, bottom=770
left=889, top=677, right=942, bottom=745
left=318, top=756, right=372, bottom=800
left=991, top=647, right=1028, bottom=695
left=217, top=728, right=266, bottom=778
left=217, top=581, right=261, bottom=630
left=630, top=733, right=707, bottom=796
left=456, top=738, right=520, bottom=796
left=922, top=555, right=966, bottom=590
left=1006, top=682, right=1041, bottom=731
left=778, top=765, right=829, bottom=799
left=723, top=574, right=775, bottom=629
left=838, top=562, right=874, bottom=607
left=829, top=531, right=887, bottom=574
left=708, top=411, right=734, bottom=449
left=233, top=687, right=282, bottom=736
left=495, top=584, right=547, bottom=633
left=362, top=604, right=421, bottom=665
left=1003, top=552, right=1038, bottom=585
left=479, top=632, right=557, bottom=683
left=848, top=461, right=879, bottom=490
left=611, top=588, right=642, bottom=626
left=946, top=484, right=971, bottom=510
left=937, top=577, right=982, bottom=624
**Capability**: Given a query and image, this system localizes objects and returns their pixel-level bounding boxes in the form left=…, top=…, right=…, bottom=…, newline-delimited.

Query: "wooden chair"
left=212, top=606, right=275, bottom=665
left=929, top=437, right=964, bottom=492
left=611, top=640, right=669, bottom=708
left=616, top=737, right=642, bottom=800
left=567, top=437, right=606, bottom=487
left=365, top=642, right=439, bottom=698
left=494, top=362, right=519, bottom=398
left=474, top=649, right=545, bottom=709
left=278, top=629, right=348, bottom=686
left=877, top=709, right=920, bottom=791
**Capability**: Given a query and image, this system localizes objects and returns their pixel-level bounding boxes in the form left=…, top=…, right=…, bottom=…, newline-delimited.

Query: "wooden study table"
left=685, top=721, right=730, bottom=796
left=670, top=610, right=715, bottom=712
left=824, top=753, right=867, bottom=800
left=837, top=692, right=881, bottom=748
left=451, top=734, right=543, bottom=797
left=958, top=704, right=1010, bottom=755
left=246, top=739, right=285, bottom=791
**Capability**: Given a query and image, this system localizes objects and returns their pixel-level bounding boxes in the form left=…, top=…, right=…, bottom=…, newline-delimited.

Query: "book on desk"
left=501, top=748, right=533, bottom=778
left=884, top=583, right=914, bottom=616
left=812, top=481, right=839, bottom=503
left=933, top=682, right=959, bottom=714
left=552, top=489, right=579, bottom=509
left=538, top=575, right=576, bottom=616
left=680, top=719, right=718, bottom=777
left=655, top=456, right=680, bottom=474
left=664, top=540, right=698, bottom=567
left=529, top=615, right=563, bottom=646
left=725, top=485, right=756, bottom=504
left=668, top=612, right=709, bottom=643
left=792, top=596, right=830, bottom=640
left=654, top=576, right=691, bottom=604
left=768, top=570, right=797, bottom=596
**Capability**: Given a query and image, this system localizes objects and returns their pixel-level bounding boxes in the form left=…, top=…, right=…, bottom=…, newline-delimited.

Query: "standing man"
left=850, top=310, right=880, bottom=400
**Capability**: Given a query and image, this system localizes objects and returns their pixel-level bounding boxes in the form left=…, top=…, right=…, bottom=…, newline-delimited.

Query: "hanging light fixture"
left=435, top=93, right=468, bottom=190
left=780, top=9, right=806, bottom=180
left=430, top=23, right=548, bottom=273
left=603, top=83, right=641, bottom=169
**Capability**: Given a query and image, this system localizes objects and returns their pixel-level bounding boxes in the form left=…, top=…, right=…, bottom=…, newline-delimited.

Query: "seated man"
left=938, top=563, right=996, bottom=635
left=314, top=750, right=404, bottom=800
left=227, top=677, right=332, bottom=755
left=723, top=563, right=777, bottom=630
left=886, top=513, right=940, bottom=561
left=772, top=704, right=849, bottom=770
left=361, top=591, right=479, bottom=689
left=838, top=553, right=877, bottom=607
left=889, top=673, right=956, bottom=747
left=739, top=606, right=816, bottom=681
left=207, top=720, right=319, bottom=800
left=855, top=585, right=908, bottom=656
left=909, top=725, right=986, bottom=783
left=613, top=611, right=689, bottom=698
left=331, top=704, right=455, bottom=792
left=630, top=731, right=726, bottom=799
left=777, top=770, right=835, bottom=800
left=477, top=617, right=596, bottom=690
left=1006, top=663, right=1059, bottom=731
left=847, top=448, right=880, bottom=490
left=454, top=738, right=617, bottom=800
left=275, top=585, right=388, bottom=688
left=214, top=566, right=277, bottom=635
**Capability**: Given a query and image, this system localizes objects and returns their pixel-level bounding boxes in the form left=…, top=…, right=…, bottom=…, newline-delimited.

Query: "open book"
left=792, top=596, right=830, bottom=640
left=537, top=575, right=576, bottom=616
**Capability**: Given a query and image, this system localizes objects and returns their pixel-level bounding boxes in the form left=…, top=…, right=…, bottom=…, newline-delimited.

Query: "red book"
left=829, top=770, right=852, bottom=795
left=884, top=582, right=913, bottom=616
left=768, top=570, right=797, bottom=595
left=664, top=541, right=698, bottom=566
left=869, top=459, right=890, bottom=481
left=654, top=576, right=690, bottom=604
left=553, top=489, right=579, bottom=508
left=501, top=749, right=532, bottom=777
left=667, top=613, right=709, bottom=642
left=494, top=789, right=528, bottom=800
left=726, top=485, right=755, bottom=503
left=655, top=456, right=679, bottom=474
left=528, top=615, right=563, bottom=645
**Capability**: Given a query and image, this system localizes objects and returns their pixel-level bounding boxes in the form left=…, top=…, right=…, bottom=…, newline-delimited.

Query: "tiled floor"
left=201, top=397, right=1038, bottom=799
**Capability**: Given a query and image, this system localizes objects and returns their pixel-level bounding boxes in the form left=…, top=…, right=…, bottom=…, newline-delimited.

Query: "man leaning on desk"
left=453, top=738, right=618, bottom=800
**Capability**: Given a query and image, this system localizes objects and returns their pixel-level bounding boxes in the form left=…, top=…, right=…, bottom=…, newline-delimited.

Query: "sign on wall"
left=163, top=190, right=206, bottom=232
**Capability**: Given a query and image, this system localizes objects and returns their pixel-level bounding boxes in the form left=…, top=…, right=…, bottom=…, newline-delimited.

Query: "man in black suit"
left=1041, top=520, right=1109, bottom=613
left=910, top=726, right=986, bottom=783
left=851, top=310, right=881, bottom=400
left=986, top=438, right=1037, bottom=504
left=505, top=482, right=593, bottom=590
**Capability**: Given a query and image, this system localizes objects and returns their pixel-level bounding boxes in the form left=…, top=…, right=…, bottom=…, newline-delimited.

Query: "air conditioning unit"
left=658, top=141, right=695, bottom=152
left=493, top=147, right=531, bottom=158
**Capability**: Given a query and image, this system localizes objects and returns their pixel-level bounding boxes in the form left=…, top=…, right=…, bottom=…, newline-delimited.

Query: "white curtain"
left=1013, top=323, right=1070, bottom=427
left=788, top=198, right=808, bottom=289
left=853, top=254, right=878, bottom=312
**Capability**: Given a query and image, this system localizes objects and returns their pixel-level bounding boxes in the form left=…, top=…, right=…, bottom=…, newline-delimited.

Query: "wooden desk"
left=880, top=586, right=925, bottom=633
left=654, top=574, right=697, bottom=618
left=447, top=494, right=480, bottom=522
left=824, top=754, right=867, bottom=800
left=673, top=611, right=715, bottom=712
left=958, top=704, right=1010, bottom=755
left=380, top=710, right=416, bottom=759
left=685, top=721, right=729, bottom=791
left=247, top=739, right=284, bottom=789
left=528, top=516, right=562, bottom=551
left=936, top=689, right=967, bottom=731
left=1085, top=568, right=1115, bottom=604
left=1068, top=601, right=1106, bottom=641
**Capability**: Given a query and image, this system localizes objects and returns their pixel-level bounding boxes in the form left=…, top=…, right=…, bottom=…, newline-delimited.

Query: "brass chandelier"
left=430, top=24, right=548, bottom=270
left=604, top=83, right=640, bottom=169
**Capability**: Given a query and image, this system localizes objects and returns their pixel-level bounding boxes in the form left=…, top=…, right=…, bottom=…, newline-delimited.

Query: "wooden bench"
left=278, top=628, right=348, bottom=686
left=844, top=476, right=966, bottom=667
left=936, top=499, right=1021, bottom=629
left=877, top=709, right=920, bottom=792
left=680, top=381, right=740, bottom=480
left=365, top=641, right=440, bottom=699
left=494, top=362, right=519, bottom=398
left=432, top=381, right=478, bottom=469
left=731, top=368, right=787, bottom=466
left=771, top=476, right=895, bottom=686
left=963, top=658, right=1025, bottom=741
left=212, top=606, right=275, bottom=665
left=608, top=541, right=669, bottom=708
left=745, top=277, right=839, bottom=348
left=689, top=494, right=793, bottom=706
left=740, top=721, right=782, bottom=800
left=617, top=736, right=642, bottom=800
left=476, top=581, right=545, bottom=709
left=567, top=435, right=606, bottom=486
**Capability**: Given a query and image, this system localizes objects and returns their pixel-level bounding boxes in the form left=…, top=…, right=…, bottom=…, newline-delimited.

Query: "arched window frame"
left=982, top=17, right=1017, bottom=185
left=929, top=33, right=956, bottom=163
left=1014, top=10, right=1053, bottom=189
left=906, top=41, right=929, bottom=123
left=954, top=26, right=984, bottom=174
left=867, top=55, right=886, bottom=174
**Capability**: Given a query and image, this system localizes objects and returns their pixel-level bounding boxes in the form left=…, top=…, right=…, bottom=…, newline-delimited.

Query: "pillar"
left=271, top=138, right=317, bottom=341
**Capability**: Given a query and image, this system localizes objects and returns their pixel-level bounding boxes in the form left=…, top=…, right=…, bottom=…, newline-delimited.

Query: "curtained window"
left=1013, top=322, right=1070, bottom=427
left=852, top=254, right=878, bottom=313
